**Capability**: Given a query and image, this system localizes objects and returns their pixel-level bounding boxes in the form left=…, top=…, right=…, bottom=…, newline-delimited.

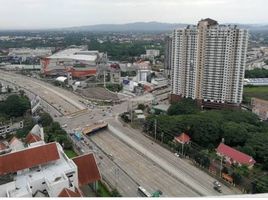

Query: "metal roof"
left=48, top=48, right=99, bottom=62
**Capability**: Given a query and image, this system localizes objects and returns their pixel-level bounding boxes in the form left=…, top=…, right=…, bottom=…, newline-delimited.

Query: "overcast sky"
left=0, top=0, right=267, bottom=29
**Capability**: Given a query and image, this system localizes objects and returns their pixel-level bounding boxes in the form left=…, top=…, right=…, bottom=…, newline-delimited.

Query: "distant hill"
left=62, top=22, right=189, bottom=32
left=61, top=21, right=268, bottom=32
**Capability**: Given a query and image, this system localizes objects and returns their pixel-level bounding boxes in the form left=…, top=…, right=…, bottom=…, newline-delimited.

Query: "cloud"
left=0, top=0, right=267, bottom=29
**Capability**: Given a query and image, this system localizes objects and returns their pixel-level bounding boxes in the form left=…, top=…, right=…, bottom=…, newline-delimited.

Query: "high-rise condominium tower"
left=170, top=18, right=248, bottom=106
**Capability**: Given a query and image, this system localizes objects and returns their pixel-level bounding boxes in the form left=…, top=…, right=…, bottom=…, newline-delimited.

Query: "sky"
left=0, top=0, right=267, bottom=29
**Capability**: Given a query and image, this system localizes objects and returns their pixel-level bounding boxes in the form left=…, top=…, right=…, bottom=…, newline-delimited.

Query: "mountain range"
left=62, top=21, right=268, bottom=32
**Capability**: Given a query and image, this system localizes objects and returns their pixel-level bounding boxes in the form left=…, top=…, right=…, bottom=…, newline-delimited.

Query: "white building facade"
left=171, top=19, right=248, bottom=105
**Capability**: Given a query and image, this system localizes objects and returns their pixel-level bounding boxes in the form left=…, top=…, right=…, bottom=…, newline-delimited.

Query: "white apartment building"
left=146, top=49, right=160, bottom=57
left=170, top=18, right=248, bottom=105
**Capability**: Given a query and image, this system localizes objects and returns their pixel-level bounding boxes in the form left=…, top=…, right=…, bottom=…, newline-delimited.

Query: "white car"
left=174, top=153, right=180, bottom=157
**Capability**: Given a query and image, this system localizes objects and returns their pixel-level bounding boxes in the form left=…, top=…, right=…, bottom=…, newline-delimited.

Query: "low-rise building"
left=152, top=104, right=170, bottom=115
left=0, top=121, right=24, bottom=137
left=146, top=49, right=160, bottom=57
left=174, top=133, right=191, bottom=144
left=216, top=143, right=256, bottom=168
left=0, top=141, right=101, bottom=197
left=244, top=78, right=268, bottom=86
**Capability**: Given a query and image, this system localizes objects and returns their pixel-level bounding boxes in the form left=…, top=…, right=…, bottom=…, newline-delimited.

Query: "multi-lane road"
left=0, top=70, right=241, bottom=197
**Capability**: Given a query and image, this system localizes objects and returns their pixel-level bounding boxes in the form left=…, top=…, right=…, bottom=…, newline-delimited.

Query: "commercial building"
left=170, top=18, right=248, bottom=108
left=41, top=46, right=107, bottom=78
left=8, top=48, right=52, bottom=61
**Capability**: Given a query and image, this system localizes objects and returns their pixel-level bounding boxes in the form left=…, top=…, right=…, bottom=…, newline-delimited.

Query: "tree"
left=2, top=95, right=31, bottom=118
left=245, top=132, right=268, bottom=170
left=232, top=172, right=242, bottom=185
left=111, top=189, right=121, bottom=197
left=222, top=122, right=249, bottom=146
left=137, top=104, right=146, bottom=111
left=167, top=98, right=199, bottom=115
left=253, top=175, right=268, bottom=193
left=39, top=112, right=53, bottom=127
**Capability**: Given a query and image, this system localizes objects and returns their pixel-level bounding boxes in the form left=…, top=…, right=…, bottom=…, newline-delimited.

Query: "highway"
left=0, top=70, right=240, bottom=197
left=91, top=130, right=200, bottom=197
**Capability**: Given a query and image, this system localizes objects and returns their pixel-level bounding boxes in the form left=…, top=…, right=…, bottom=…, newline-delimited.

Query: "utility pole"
left=220, top=155, right=223, bottom=178
left=131, top=100, right=133, bottom=124
left=154, top=119, right=157, bottom=140
left=103, top=70, right=106, bottom=88
left=182, top=134, right=184, bottom=156
left=220, top=138, right=225, bottom=177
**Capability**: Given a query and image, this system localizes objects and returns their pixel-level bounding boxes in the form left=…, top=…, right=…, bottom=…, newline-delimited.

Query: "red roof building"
left=216, top=143, right=256, bottom=167
left=174, top=133, right=191, bottom=144
left=25, top=133, right=42, bottom=144
left=72, top=154, right=101, bottom=186
left=58, top=188, right=82, bottom=197
left=0, top=142, right=60, bottom=175
left=0, top=142, right=7, bottom=151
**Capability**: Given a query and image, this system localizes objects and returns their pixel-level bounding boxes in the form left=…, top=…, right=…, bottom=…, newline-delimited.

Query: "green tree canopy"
left=167, top=98, right=199, bottom=115
left=0, top=94, right=30, bottom=118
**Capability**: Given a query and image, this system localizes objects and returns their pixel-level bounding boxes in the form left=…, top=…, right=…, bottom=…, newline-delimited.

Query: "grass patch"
left=64, top=149, right=78, bottom=159
left=243, top=86, right=268, bottom=102
left=97, top=181, right=111, bottom=197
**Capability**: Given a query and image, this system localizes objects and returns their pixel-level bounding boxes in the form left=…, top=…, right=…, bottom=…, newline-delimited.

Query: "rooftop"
left=153, top=104, right=170, bottom=112
left=216, top=143, right=256, bottom=165
left=0, top=142, right=60, bottom=176
left=25, top=133, right=42, bottom=144
left=174, top=133, right=191, bottom=144
left=58, top=188, right=82, bottom=197
left=72, top=154, right=101, bottom=186
left=48, top=48, right=101, bottom=62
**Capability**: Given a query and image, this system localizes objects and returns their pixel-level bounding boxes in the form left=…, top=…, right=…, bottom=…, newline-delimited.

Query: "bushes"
left=106, top=84, right=123, bottom=92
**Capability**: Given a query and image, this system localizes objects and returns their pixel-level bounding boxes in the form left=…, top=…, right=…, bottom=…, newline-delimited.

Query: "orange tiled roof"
left=0, top=142, right=60, bottom=175
left=25, top=133, right=42, bottom=144
left=174, top=133, right=191, bottom=144
left=58, top=188, right=81, bottom=197
left=72, top=153, right=101, bottom=186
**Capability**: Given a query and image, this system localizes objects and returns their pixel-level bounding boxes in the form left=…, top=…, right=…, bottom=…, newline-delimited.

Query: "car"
left=213, top=181, right=222, bottom=193
left=174, top=153, right=180, bottom=157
